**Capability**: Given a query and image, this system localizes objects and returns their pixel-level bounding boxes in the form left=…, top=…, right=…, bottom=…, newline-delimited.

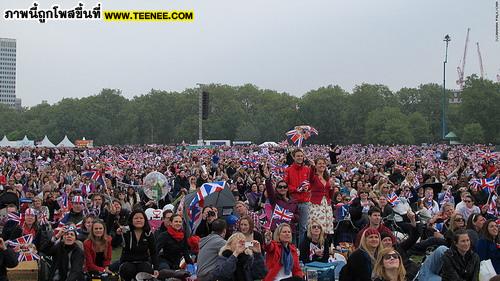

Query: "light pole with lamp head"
left=442, top=34, right=451, bottom=140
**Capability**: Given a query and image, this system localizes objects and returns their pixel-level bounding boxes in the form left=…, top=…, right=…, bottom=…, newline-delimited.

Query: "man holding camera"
left=196, top=206, right=219, bottom=238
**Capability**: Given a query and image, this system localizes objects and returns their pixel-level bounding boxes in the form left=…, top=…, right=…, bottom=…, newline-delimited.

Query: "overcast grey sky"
left=1, top=0, right=499, bottom=107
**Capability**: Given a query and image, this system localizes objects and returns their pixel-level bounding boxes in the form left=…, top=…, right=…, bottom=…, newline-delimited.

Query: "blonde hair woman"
left=264, top=223, right=304, bottom=281
left=373, top=248, right=406, bottom=281
left=212, top=232, right=266, bottom=281
left=339, top=228, right=381, bottom=281
left=299, top=221, right=330, bottom=263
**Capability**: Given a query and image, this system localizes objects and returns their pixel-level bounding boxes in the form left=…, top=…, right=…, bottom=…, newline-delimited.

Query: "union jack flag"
left=7, top=234, right=40, bottom=262
left=387, top=192, right=401, bottom=207
left=272, top=204, right=293, bottom=222
left=479, top=150, right=497, bottom=161
left=241, top=159, right=258, bottom=169
left=118, top=155, right=132, bottom=165
left=285, top=125, right=318, bottom=147
left=440, top=190, right=453, bottom=205
left=469, top=178, right=481, bottom=190
left=7, top=212, right=20, bottom=224
left=82, top=170, right=106, bottom=187
left=37, top=211, right=49, bottom=225
left=480, top=177, right=498, bottom=194
left=487, top=194, right=498, bottom=216
left=297, top=180, right=310, bottom=192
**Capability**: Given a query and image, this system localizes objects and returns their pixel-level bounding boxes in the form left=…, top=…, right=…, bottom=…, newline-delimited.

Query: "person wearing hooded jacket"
left=197, top=219, right=227, bottom=281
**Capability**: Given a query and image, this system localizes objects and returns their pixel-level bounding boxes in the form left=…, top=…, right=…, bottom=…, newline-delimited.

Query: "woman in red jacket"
left=83, top=220, right=113, bottom=276
left=264, top=223, right=303, bottom=281
left=308, top=157, right=334, bottom=235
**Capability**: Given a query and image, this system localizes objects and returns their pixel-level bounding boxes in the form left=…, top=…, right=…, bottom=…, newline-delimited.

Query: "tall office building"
left=0, top=38, right=19, bottom=108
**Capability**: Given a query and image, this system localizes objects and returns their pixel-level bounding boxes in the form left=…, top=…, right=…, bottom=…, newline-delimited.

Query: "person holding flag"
left=2, top=208, right=47, bottom=253
left=0, top=237, right=18, bottom=281
left=40, top=225, right=85, bottom=281
left=262, top=164, right=298, bottom=238
left=284, top=148, right=311, bottom=245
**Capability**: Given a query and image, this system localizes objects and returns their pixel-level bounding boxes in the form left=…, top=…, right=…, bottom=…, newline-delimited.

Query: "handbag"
left=479, top=259, right=497, bottom=281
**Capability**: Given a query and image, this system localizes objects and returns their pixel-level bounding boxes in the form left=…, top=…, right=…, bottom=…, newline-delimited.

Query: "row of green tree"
left=0, top=75, right=498, bottom=145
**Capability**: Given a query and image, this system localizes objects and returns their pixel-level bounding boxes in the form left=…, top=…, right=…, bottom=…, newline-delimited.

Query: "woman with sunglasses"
left=443, top=213, right=466, bottom=246
left=299, top=222, right=332, bottom=263
left=373, top=248, right=406, bottom=281
left=339, top=228, right=381, bottom=281
left=262, top=165, right=298, bottom=234
left=475, top=219, right=500, bottom=273
left=455, top=194, right=480, bottom=221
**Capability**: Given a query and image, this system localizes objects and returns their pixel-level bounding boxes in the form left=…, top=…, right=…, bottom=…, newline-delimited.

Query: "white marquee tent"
left=57, top=135, right=75, bottom=148
left=0, top=136, right=14, bottom=147
left=17, top=135, right=35, bottom=147
left=38, top=135, right=56, bottom=148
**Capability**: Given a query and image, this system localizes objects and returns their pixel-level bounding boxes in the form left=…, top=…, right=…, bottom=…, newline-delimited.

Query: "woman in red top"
left=83, top=220, right=112, bottom=275
left=263, top=223, right=303, bottom=281
left=308, top=157, right=334, bottom=235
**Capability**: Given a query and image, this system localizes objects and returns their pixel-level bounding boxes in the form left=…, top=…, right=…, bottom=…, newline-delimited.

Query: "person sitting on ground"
left=156, top=214, right=193, bottom=270
left=59, top=195, right=85, bottom=225
left=154, top=209, right=173, bottom=239
left=41, top=225, right=85, bottom=281
left=212, top=232, right=267, bottom=281
left=465, top=212, right=486, bottom=248
left=234, top=201, right=262, bottom=232
left=196, top=206, right=219, bottom=238
left=475, top=219, right=500, bottom=274
left=238, top=215, right=264, bottom=247
left=0, top=237, right=18, bottom=281
left=440, top=229, right=480, bottom=281
left=340, top=228, right=382, bottom=281
left=299, top=221, right=332, bottom=263
left=197, top=219, right=227, bottom=281
left=354, top=207, right=395, bottom=248
left=118, top=209, right=158, bottom=281
left=83, top=220, right=113, bottom=277
left=372, top=247, right=406, bottom=281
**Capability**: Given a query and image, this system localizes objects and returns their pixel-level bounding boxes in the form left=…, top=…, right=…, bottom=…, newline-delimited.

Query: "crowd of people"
left=0, top=143, right=498, bottom=281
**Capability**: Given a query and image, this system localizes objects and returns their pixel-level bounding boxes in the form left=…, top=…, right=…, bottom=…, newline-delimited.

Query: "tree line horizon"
left=0, top=75, right=498, bottom=145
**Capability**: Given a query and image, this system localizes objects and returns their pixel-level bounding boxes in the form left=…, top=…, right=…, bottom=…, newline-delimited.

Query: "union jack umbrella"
left=285, top=125, right=318, bottom=147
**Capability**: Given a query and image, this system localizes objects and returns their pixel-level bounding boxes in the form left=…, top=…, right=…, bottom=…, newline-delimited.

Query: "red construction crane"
left=476, top=42, right=484, bottom=78
left=456, top=28, right=470, bottom=89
